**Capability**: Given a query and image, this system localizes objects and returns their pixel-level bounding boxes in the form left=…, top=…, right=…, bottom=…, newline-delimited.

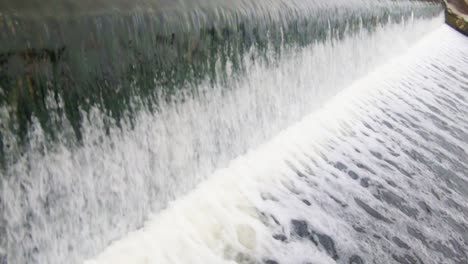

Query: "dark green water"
left=0, top=1, right=440, bottom=168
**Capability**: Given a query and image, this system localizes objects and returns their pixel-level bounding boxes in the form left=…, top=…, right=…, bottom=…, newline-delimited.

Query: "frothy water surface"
left=0, top=3, right=450, bottom=264
left=87, top=25, right=468, bottom=264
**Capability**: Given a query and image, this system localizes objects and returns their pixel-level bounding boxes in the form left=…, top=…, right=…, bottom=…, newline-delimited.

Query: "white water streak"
left=87, top=25, right=468, bottom=264
left=2, top=16, right=443, bottom=264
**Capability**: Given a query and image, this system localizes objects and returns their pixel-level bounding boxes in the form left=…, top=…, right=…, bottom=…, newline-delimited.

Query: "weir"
left=87, top=24, right=468, bottom=264
left=0, top=0, right=439, bottom=160
left=1, top=1, right=466, bottom=264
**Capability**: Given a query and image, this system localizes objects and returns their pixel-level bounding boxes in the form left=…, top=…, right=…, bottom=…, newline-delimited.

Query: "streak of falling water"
left=0, top=9, right=445, bottom=264
left=87, top=25, right=468, bottom=264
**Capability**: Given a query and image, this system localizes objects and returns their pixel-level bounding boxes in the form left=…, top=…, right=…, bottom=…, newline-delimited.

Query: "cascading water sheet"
left=87, top=25, right=468, bottom=264
left=0, top=1, right=452, bottom=264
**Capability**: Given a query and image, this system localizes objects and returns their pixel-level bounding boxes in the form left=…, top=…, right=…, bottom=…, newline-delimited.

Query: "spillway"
left=86, top=23, right=468, bottom=264
left=1, top=0, right=467, bottom=264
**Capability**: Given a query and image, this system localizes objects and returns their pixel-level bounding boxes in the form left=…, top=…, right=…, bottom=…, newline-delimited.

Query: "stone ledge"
left=445, top=0, right=468, bottom=35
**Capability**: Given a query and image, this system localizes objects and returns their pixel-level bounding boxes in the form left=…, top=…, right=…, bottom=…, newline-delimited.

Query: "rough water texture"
left=0, top=0, right=440, bottom=162
left=87, top=25, right=468, bottom=264
left=0, top=15, right=446, bottom=263
left=0, top=2, right=456, bottom=264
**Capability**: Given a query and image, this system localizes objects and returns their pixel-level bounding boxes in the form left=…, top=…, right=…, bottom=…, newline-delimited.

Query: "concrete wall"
left=444, top=0, right=468, bottom=35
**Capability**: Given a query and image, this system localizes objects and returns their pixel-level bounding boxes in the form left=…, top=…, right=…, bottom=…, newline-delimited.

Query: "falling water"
left=0, top=0, right=456, bottom=264
left=87, top=25, right=468, bottom=264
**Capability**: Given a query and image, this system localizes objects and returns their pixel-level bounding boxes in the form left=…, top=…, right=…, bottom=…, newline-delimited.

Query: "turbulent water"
left=0, top=0, right=461, bottom=264
left=87, top=25, right=468, bottom=264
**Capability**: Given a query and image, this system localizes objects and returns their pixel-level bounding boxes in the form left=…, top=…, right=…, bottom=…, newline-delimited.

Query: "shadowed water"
left=0, top=0, right=440, bottom=160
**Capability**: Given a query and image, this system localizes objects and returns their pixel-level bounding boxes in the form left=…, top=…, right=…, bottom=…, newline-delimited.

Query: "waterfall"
left=88, top=24, right=468, bottom=264
left=0, top=1, right=455, bottom=263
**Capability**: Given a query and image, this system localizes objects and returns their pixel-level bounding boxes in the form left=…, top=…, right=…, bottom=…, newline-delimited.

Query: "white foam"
left=86, top=25, right=468, bottom=264
left=1, top=15, right=447, bottom=264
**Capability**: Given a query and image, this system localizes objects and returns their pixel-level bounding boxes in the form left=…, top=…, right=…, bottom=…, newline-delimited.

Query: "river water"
left=2, top=1, right=464, bottom=264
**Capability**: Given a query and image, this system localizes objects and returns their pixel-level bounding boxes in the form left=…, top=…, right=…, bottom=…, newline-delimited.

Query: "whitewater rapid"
left=0, top=13, right=447, bottom=264
left=86, top=25, right=468, bottom=264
